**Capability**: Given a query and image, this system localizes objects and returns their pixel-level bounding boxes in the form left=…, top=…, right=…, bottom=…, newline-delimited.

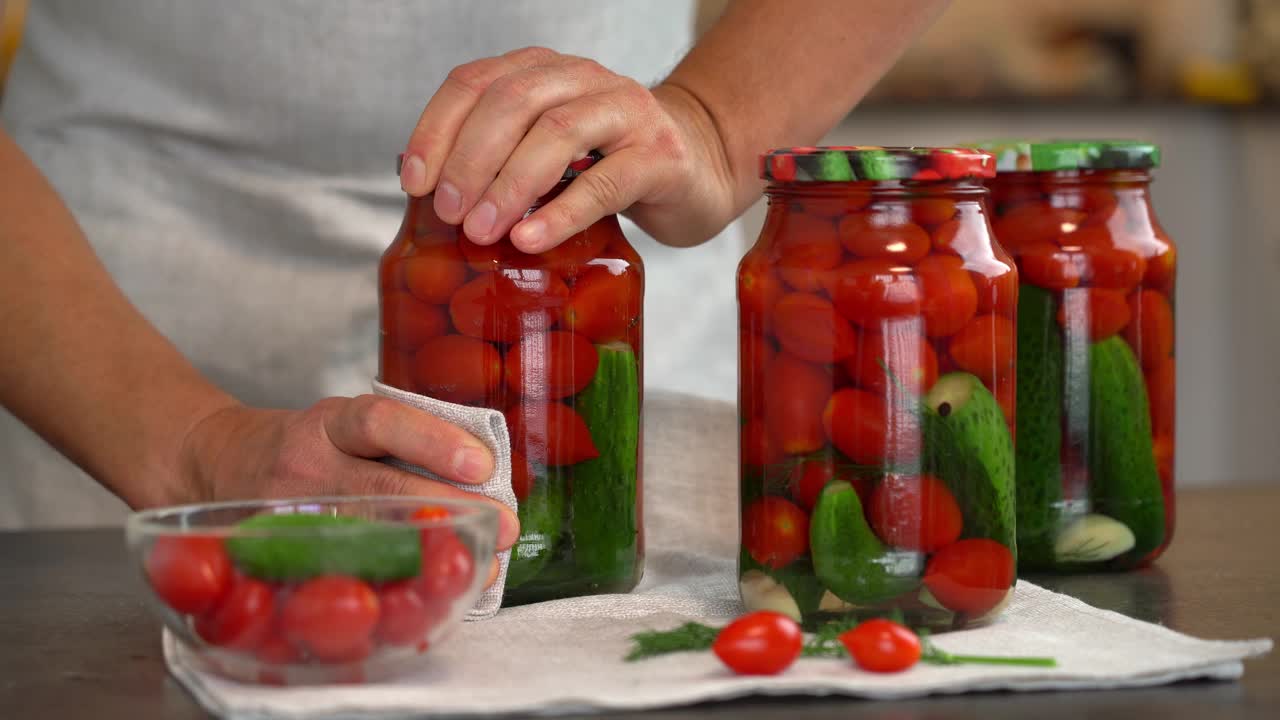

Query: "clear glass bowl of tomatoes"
left=126, top=496, right=497, bottom=686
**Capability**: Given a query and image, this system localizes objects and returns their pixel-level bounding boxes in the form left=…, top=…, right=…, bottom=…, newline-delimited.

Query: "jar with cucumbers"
left=380, top=152, right=644, bottom=604
left=738, top=147, right=1017, bottom=630
left=977, top=140, right=1175, bottom=572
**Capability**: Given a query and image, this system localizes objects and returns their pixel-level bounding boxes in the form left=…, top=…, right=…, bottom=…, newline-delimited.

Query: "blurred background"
left=2, top=0, right=1277, bottom=490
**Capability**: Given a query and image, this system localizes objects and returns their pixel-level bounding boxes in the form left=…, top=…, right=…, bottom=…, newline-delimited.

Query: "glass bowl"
left=126, top=496, right=498, bottom=686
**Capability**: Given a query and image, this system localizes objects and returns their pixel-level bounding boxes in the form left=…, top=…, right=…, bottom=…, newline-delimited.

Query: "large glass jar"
left=978, top=140, right=1175, bottom=572
left=380, top=153, right=645, bottom=605
left=738, top=147, right=1017, bottom=630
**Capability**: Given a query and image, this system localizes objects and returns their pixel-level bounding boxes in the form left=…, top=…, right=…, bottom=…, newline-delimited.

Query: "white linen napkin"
left=163, top=390, right=1272, bottom=717
left=371, top=379, right=517, bottom=621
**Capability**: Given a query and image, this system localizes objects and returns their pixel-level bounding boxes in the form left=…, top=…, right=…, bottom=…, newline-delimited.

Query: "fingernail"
left=464, top=200, right=497, bottom=241
left=453, top=445, right=493, bottom=483
left=434, top=181, right=463, bottom=221
left=400, top=154, right=427, bottom=195
left=511, top=218, right=547, bottom=252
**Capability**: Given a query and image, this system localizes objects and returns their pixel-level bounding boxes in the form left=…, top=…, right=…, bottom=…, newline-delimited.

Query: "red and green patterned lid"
left=758, top=146, right=996, bottom=183
left=972, top=140, right=1161, bottom=172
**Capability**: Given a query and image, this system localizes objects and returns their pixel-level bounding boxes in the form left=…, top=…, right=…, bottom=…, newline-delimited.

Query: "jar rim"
left=758, top=146, right=995, bottom=183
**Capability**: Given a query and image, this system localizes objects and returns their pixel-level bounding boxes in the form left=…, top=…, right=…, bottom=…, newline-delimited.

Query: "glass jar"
left=380, top=153, right=645, bottom=604
left=977, top=140, right=1175, bottom=572
left=738, top=147, right=1017, bottom=630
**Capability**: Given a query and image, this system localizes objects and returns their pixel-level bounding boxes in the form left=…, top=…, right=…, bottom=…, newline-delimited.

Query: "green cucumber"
left=225, top=513, right=420, bottom=583
left=922, top=372, right=1017, bottom=550
left=506, top=467, right=567, bottom=588
left=1087, top=337, right=1165, bottom=561
left=810, top=481, right=920, bottom=605
left=1015, top=284, right=1065, bottom=569
left=571, top=343, right=641, bottom=586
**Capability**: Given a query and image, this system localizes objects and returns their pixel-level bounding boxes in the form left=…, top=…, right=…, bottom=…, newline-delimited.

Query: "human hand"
left=177, top=396, right=520, bottom=587
left=399, top=46, right=735, bottom=252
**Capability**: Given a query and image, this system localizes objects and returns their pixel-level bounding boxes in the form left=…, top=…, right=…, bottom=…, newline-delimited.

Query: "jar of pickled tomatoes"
left=738, top=147, right=1017, bottom=630
left=380, top=153, right=644, bottom=605
left=977, top=140, right=1175, bottom=572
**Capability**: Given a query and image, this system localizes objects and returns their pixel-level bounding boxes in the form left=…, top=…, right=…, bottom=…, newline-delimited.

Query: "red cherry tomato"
left=255, top=625, right=304, bottom=666
left=742, top=496, right=810, bottom=570
left=1057, top=288, right=1132, bottom=341
left=503, top=330, right=599, bottom=400
left=788, top=460, right=871, bottom=511
left=195, top=576, right=275, bottom=651
left=712, top=611, right=804, bottom=676
left=417, top=531, right=476, bottom=602
left=931, top=215, right=987, bottom=257
left=868, top=474, right=963, bottom=552
left=923, top=539, right=1015, bottom=616
left=382, top=291, right=449, bottom=353
left=741, top=419, right=783, bottom=468
left=1081, top=246, right=1146, bottom=291
left=449, top=270, right=569, bottom=343
left=912, top=197, right=957, bottom=227
left=560, top=264, right=641, bottom=343
left=738, top=252, right=786, bottom=331
left=822, top=388, right=921, bottom=466
left=993, top=203, right=1086, bottom=250
left=411, top=334, right=503, bottom=404
left=739, top=332, right=776, bottom=419
left=838, top=207, right=930, bottom=264
left=917, top=254, right=978, bottom=338
left=402, top=243, right=469, bottom=305
left=774, top=211, right=843, bottom=292
left=772, top=292, right=858, bottom=363
left=1146, top=356, right=1176, bottom=439
left=510, top=450, right=535, bottom=503
left=845, top=326, right=938, bottom=397
left=144, top=536, right=232, bottom=616
left=1123, top=290, right=1174, bottom=370
left=375, top=581, right=443, bottom=647
left=504, top=401, right=600, bottom=466
left=457, top=237, right=506, bottom=273
left=970, top=260, right=1018, bottom=318
left=828, top=259, right=923, bottom=328
left=536, top=225, right=610, bottom=280
left=764, top=353, right=832, bottom=455
left=1143, top=237, right=1176, bottom=294
left=839, top=619, right=921, bottom=673
left=1016, top=242, right=1089, bottom=290
left=788, top=459, right=834, bottom=511
left=948, top=314, right=1016, bottom=383
left=379, top=349, right=416, bottom=391
left=281, top=576, right=381, bottom=663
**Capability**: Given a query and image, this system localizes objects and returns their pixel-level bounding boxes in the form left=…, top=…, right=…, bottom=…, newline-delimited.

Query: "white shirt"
left=0, top=0, right=745, bottom=528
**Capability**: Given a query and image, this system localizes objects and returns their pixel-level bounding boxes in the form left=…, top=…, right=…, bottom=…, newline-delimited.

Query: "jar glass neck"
left=764, top=179, right=989, bottom=201
left=994, top=169, right=1153, bottom=188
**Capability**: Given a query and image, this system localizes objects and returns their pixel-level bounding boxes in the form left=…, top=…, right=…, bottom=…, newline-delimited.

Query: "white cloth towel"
left=163, top=390, right=1273, bottom=717
left=371, top=380, right=517, bottom=621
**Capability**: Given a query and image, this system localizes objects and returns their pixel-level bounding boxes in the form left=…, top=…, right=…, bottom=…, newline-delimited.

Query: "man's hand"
left=399, top=47, right=737, bottom=253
